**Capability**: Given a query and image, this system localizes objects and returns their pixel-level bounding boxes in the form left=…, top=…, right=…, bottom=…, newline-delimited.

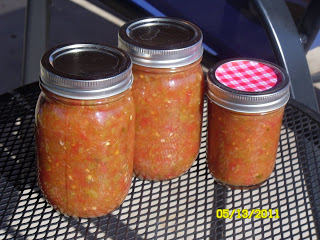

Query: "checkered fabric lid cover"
left=215, top=60, right=280, bottom=92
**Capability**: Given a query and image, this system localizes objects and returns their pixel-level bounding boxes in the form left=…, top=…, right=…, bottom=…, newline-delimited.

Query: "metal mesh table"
left=1, top=82, right=320, bottom=239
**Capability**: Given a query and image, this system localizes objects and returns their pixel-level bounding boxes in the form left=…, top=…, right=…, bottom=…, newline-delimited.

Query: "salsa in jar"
left=206, top=59, right=290, bottom=189
left=118, top=17, right=205, bottom=180
left=35, top=44, right=135, bottom=217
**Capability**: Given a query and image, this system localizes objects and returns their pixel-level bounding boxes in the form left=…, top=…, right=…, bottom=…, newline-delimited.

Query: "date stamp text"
left=216, top=209, right=280, bottom=219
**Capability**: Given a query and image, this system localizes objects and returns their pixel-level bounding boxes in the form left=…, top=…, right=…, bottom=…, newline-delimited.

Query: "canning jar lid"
left=207, top=59, right=290, bottom=113
left=40, top=43, right=133, bottom=100
left=118, top=17, right=203, bottom=68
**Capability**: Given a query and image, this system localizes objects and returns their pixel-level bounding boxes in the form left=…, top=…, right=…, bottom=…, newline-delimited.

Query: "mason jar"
left=206, top=59, right=290, bottom=189
left=118, top=17, right=205, bottom=181
left=35, top=43, right=135, bottom=217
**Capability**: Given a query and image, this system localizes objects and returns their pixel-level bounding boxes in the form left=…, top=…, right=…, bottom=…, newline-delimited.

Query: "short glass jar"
left=35, top=44, right=135, bottom=217
left=118, top=17, right=205, bottom=180
left=206, top=59, right=290, bottom=189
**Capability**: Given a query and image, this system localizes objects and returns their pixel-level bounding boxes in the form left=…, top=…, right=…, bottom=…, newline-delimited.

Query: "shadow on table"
left=282, top=100, right=320, bottom=237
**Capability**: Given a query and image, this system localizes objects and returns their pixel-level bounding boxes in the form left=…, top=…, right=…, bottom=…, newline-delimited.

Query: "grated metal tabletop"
left=0, top=82, right=320, bottom=239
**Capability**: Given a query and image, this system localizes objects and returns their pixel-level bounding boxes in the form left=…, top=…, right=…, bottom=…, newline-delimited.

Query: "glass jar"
left=206, top=59, right=290, bottom=189
left=118, top=17, right=205, bottom=180
left=35, top=44, right=135, bottom=217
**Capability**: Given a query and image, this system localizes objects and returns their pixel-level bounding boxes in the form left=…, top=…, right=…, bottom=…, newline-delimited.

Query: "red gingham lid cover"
left=207, top=59, right=290, bottom=113
left=215, top=60, right=280, bottom=92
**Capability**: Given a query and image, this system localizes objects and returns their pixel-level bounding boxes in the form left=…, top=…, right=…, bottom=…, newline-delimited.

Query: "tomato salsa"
left=36, top=90, right=135, bottom=217
left=206, top=59, right=290, bottom=188
left=36, top=44, right=135, bottom=217
left=132, top=61, right=204, bottom=180
left=207, top=103, right=284, bottom=187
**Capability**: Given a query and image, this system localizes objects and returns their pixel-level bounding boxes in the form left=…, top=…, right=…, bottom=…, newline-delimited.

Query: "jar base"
left=134, top=167, right=191, bottom=181
left=214, top=178, right=268, bottom=190
left=133, top=153, right=199, bottom=181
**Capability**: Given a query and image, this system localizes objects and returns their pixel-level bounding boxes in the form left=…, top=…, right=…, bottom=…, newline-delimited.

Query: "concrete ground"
left=0, top=0, right=120, bottom=94
left=307, top=47, right=320, bottom=105
left=0, top=0, right=319, bottom=109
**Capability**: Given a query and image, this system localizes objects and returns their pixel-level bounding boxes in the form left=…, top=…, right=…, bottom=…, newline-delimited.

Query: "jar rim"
left=40, top=43, right=133, bottom=100
left=118, top=17, right=203, bottom=68
left=207, top=58, right=290, bottom=113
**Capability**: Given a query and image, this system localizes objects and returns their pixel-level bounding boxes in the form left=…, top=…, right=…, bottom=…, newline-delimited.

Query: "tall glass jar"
left=35, top=44, right=135, bottom=217
left=206, top=59, right=290, bottom=189
left=118, top=17, right=205, bottom=180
